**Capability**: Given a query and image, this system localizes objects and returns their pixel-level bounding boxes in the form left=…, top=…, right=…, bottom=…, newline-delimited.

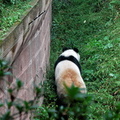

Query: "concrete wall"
left=0, top=0, right=52, bottom=119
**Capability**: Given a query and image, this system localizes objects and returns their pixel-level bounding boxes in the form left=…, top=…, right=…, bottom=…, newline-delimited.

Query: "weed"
left=0, top=59, right=44, bottom=120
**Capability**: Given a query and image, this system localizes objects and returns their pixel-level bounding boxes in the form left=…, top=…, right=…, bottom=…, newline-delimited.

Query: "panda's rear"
left=54, top=48, right=87, bottom=99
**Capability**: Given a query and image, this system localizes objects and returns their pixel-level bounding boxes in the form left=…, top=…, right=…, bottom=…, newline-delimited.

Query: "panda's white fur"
left=55, top=48, right=87, bottom=98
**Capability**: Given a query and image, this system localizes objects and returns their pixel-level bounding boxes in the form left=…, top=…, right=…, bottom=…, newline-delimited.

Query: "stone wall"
left=0, top=0, right=52, bottom=119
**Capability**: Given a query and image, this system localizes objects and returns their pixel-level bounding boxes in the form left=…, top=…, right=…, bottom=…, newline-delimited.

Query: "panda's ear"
left=73, top=48, right=79, bottom=53
left=62, top=47, right=69, bottom=52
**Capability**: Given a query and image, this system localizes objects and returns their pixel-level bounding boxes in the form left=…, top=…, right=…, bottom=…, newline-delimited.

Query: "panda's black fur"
left=54, top=55, right=82, bottom=74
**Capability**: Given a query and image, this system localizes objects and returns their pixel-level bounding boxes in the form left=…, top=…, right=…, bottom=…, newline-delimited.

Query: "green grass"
left=0, top=0, right=119, bottom=119
left=1, top=0, right=119, bottom=119
left=0, top=0, right=34, bottom=40
left=38, top=0, right=120, bottom=120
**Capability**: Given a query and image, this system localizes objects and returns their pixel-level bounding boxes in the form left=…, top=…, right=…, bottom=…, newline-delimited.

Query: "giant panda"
left=54, top=47, right=87, bottom=99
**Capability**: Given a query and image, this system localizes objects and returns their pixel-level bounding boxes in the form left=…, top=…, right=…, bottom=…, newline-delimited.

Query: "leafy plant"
left=34, top=84, right=92, bottom=120
left=0, top=59, right=43, bottom=120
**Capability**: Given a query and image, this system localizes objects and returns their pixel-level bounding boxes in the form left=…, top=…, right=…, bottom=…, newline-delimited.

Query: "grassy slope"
left=0, top=0, right=35, bottom=40
left=43, top=0, right=120, bottom=119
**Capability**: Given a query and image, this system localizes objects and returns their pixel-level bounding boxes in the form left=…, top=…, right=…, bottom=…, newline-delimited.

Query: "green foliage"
left=0, top=59, right=43, bottom=120
left=0, top=0, right=32, bottom=40
left=34, top=106, right=49, bottom=120
left=0, top=0, right=120, bottom=119
left=0, top=59, right=11, bottom=76
left=1, top=0, right=28, bottom=5
left=34, top=84, right=92, bottom=120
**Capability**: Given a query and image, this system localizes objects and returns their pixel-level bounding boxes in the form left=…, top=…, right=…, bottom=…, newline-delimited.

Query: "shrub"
left=0, top=59, right=43, bottom=120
